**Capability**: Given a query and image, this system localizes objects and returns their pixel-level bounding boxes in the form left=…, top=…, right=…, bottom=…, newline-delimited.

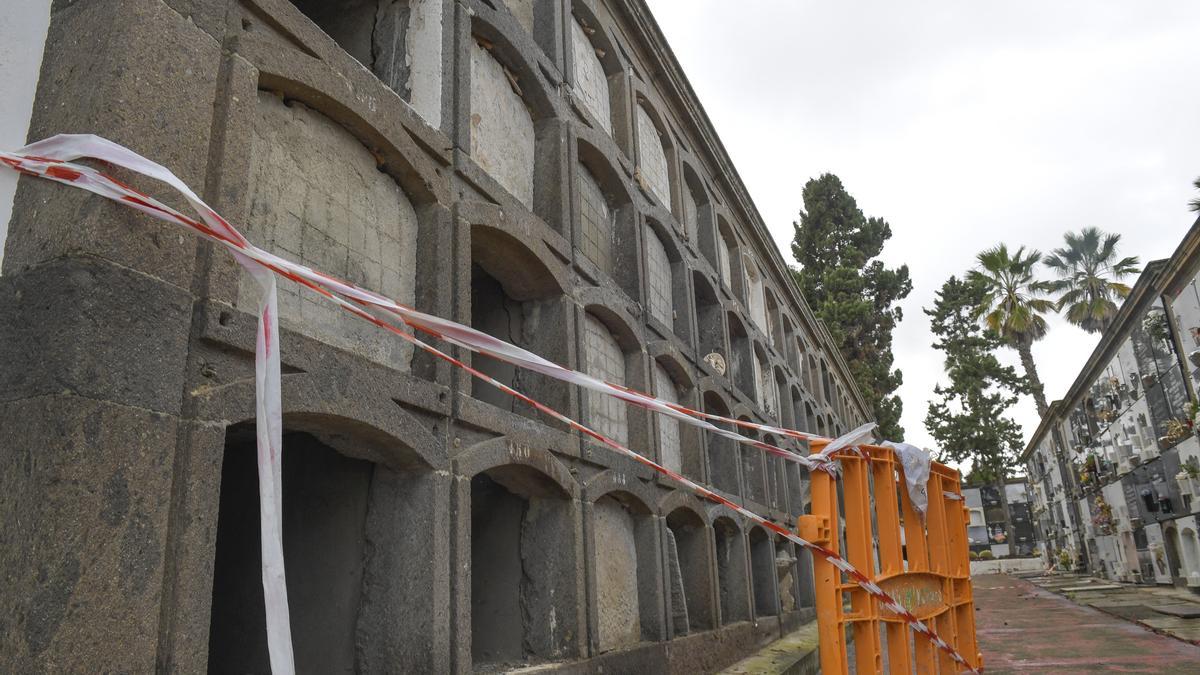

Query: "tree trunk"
left=1017, top=337, right=1049, bottom=416
left=996, top=472, right=1017, bottom=558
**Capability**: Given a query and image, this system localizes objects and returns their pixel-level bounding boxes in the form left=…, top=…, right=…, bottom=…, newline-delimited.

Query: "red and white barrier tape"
left=0, top=135, right=979, bottom=674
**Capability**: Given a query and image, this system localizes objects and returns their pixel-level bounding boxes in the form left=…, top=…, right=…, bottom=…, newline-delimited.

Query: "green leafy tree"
left=925, top=275, right=1027, bottom=545
left=968, top=244, right=1055, bottom=415
left=791, top=174, right=912, bottom=440
left=1043, top=227, right=1141, bottom=334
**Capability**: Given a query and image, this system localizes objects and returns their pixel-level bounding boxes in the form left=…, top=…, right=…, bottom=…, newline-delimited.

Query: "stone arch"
left=209, top=415, right=446, bottom=672
left=680, top=160, right=710, bottom=247
left=633, top=97, right=675, bottom=211
left=764, top=288, right=783, bottom=348
left=282, top=0, right=445, bottom=127
left=1164, top=524, right=1184, bottom=582
left=568, top=3, right=623, bottom=135
left=742, top=252, right=768, bottom=334
left=576, top=139, right=640, bottom=294
left=646, top=351, right=703, bottom=481
left=739, top=415, right=765, bottom=506
left=774, top=535, right=802, bottom=614
left=466, top=17, right=563, bottom=226
left=712, top=514, right=751, bottom=625
left=456, top=439, right=581, bottom=667
left=748, top=526, right=778, bottom=618
left=582, top=310, right=634, bottom=446
left=704, top=389, right=739, bottom=497
left=693, top=271, right=726, bottom=374
left=239, top=91, right=422, bottom=371
left=1179, top=526, right=1200, bottom=586
left=583, top=472, right=666, bottom=649
left=469, top=222, right=571, bottom=420
left=727, top=312, right=754, bottom=397
left=644, top=219, right=677, bottom=330
left=713, top=214, right=738, bottom=292
left=661, top=496, right=716, bottom=635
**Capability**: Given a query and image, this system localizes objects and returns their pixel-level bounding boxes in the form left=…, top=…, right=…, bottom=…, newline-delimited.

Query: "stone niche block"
left=593, top=496, right=642, bottom=651
left=238, top=92, right=417, bottom=370
left=468, top=40, right=536, bottom=209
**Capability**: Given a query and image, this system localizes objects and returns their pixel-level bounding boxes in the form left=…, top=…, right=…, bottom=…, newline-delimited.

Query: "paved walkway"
left=974, top=573, right=1200, bottom=673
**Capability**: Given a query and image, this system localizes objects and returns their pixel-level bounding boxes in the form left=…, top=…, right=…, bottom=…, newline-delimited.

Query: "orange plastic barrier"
left=799, top=442, right=983, bottom=674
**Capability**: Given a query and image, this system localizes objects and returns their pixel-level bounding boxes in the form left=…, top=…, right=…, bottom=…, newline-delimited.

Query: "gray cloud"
left=647, top=0, right=1200, bottom=461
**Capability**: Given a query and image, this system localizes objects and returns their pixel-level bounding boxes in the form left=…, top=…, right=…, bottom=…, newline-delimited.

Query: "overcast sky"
left=647, top=0, right=1200, bottom=461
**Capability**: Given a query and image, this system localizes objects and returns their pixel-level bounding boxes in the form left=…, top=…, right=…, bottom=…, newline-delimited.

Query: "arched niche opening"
left=470, top=226, right=568, bottom=421
left=681, top=162, right=710, bottom=249
left=1179, top=527, right=1200, bottom=585
left=714, top=216, right=737, bottom=292
left=807, top=354, right=820, bottom=400
left=791, top=386, right=806, bottom=434
left=763, top=432, right=787, bottom=512
left=634, top=99, right=674, bottom=212
left=580, top=307, right=648, bottom=449
left=470, top=464, right=579, bottom=667
left=284, top=0, right=444, bottom=127
left=577, top=141, right=637, bottom=288
left=820, top=360, right=832, bottom=404
left=781, top=315, right=798, bottom=371
left=774, top=537, right=801, bottom=614
left=568, top=6, right=623, bottom=135
left=739, top=416, right=765, bottom=505
left=239, top=92, right=419, bottom=371
left=704, top=391, right=739, bottom=496
left=727, top=312, right=754, bottom=397
left=664, top=506, right=714, bottom=636
left=466, top=24, right=561, bottom=229
left=652, top=357, right=701, bottom=480
left=644, top=219, right=677, bottom=333
left=775, top=369, right=793, bottom=431
left=208, top=422, right=440, bottom=672
left=589, top=491, right=661, bottom=651
left=804, top=401, right=817, bottom=436
left=693, top=272, right=725, bottom=372
left=713, top=516, right=750, bottom=624
left=743, top=254, right=768, bottom=335
left=754, top=344, right=778, bottom=420
left=748, top=526, right=778, bottom=618
left=765, top=290, right=782, bottom=349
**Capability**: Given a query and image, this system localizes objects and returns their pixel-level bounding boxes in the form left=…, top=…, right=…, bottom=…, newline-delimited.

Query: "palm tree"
left=968, top=244, right=1056, bottom=415
left=1190, top=176, right=1199, bottom=212
left=1042, top=227, right=1140, bottom=334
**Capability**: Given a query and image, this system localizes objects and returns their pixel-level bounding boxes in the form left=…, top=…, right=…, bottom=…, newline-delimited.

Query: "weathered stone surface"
left=635, top=104, right=670, bottom=208
left=665, top=526, right=690, bottom=636
left=356, top=467, right=451, bottom=673
left=0, top=257, right=192, bottom=414
left=5, top=0, right=221, bottom=288
left=240, top=91, right=417, bottom=370
left=570, top=17, right=610, bottom=134
left=0, top=394, right=177, bottom=674
left=593, top=496, right=641, bottom=651
left=469, top=39, right=536, bottom=208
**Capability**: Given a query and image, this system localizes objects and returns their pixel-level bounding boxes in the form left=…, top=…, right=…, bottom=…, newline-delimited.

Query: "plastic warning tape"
left=0, top=134, right=979, bottom=674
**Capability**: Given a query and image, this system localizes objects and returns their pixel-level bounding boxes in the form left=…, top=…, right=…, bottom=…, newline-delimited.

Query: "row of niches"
left=207, top=427, right=815, bottom=672
left=237, top=86, right=834, bottom=516
left=268, top=0, right=864, bottom=427
left=239, top=85, right=851, bottom=467
left=1067, top=296, right=1195, bottom=477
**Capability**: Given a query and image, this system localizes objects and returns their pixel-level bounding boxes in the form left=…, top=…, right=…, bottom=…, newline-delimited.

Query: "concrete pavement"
left=974, top=573, right=1200, bottom=673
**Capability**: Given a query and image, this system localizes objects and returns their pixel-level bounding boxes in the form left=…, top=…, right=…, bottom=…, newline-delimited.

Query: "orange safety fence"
left=799, top=441, right=983, bottom=674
